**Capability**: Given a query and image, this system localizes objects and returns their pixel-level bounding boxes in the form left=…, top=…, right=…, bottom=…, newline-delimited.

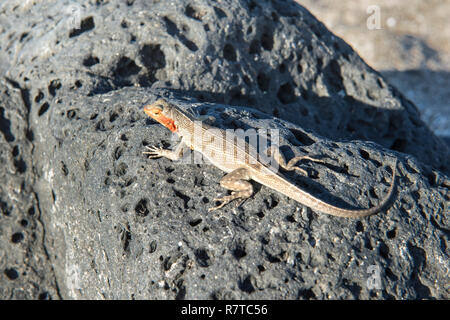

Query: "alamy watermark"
left=167, top=122, right=281, bottom=174
left=367, top=5, right=398, bottom=30
left=65, top=3, right=83, bottom=30
left=367, top=5, right=382, bottom=30
left=366, top=264, right=382, bottom=290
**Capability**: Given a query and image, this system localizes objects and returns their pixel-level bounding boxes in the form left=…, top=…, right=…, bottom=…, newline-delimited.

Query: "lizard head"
left=143, top=98, right=178, bottom=133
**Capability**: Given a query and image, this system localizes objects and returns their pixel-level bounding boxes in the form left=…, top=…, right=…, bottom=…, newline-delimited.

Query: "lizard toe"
left=208, top=203, right=224, bottom=212
left=143, top=145, right=166, bottom=158
left=144, top=145, right=160, bottom=152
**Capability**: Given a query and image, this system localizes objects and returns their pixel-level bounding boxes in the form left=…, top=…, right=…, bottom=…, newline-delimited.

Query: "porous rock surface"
left=34, top=88, right=450, bottom=299
left=0, top=79, right=59, bottom=299
left=0, top=0, right=448, bottom=299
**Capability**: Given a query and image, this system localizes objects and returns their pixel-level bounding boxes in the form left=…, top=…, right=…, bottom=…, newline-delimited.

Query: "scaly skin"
left=143, top=98, right=397, bottom=218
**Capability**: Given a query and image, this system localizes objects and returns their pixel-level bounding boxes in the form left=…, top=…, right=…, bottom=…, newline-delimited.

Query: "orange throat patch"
left=158, top=115, right=177, bottom=132
left=145, top=111, right=177, bottom=132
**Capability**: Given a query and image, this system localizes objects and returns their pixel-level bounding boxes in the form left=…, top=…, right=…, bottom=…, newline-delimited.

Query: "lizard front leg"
left=208, top=168, right=253, bottom=211
left=143, top=141, right=187, bottom=161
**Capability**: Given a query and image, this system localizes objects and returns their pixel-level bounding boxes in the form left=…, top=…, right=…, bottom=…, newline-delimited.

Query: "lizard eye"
left=152, top=106, right=163, bottom=115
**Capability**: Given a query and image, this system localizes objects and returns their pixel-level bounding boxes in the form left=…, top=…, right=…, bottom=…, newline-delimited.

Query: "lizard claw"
left=208, top=198, right=246, bottom=212
left=143, top=145, right=164, bottom=159
left=208, top=193, right=240, bottom=212
left=208, top=197, right=229, bottom=212
left=208, top=199, right=224, bottom=212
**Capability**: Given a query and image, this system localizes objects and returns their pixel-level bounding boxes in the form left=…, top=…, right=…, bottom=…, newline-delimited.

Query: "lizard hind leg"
left=208, top=168, right=253, bottom=212
left=267, top=146, right=326, bottom=176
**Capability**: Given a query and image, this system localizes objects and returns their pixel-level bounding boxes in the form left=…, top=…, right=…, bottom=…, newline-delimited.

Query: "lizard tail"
left=280, top=159, right=398, bottom=218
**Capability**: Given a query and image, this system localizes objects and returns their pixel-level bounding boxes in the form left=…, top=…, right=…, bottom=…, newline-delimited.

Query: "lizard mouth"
left=143, top=105, right=177, bottom=132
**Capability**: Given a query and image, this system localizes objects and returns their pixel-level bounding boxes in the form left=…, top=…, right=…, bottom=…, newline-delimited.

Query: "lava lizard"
left=143, top=98, right=397, bottom=218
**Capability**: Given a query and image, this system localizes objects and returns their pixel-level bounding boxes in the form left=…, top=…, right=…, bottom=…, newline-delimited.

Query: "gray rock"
left=33, top=88, right=449, bottom=299
left=1, top=0, right=448, bottom=173
left=0, top=0, right=448, bottom=299
left=0, top=79, right=59, bottom=299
